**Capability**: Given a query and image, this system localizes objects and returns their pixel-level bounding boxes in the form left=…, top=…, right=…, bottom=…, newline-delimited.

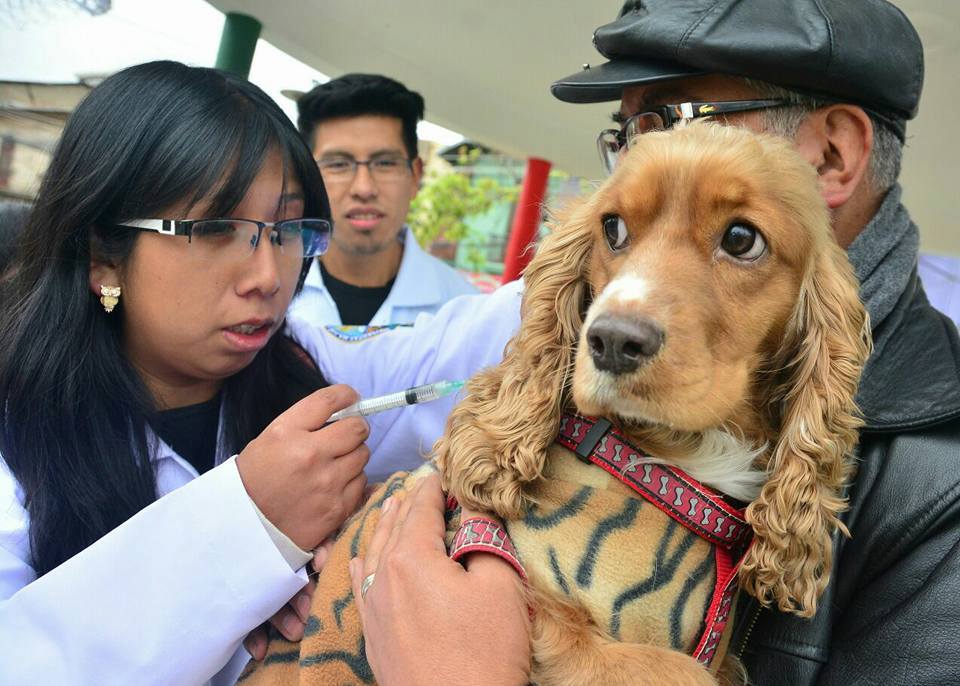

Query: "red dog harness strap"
left=556, top=412, right=751, bottom=667
left=449, top=516, right=529, bottom=582
left=557, top=414, right=750, bottom=549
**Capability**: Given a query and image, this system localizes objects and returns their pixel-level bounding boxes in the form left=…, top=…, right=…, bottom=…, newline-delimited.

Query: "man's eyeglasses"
left=317, top=154, right=413, bottom=182
left=597, top=99, right=789, bottom=174
left=116, top=217, right=332, bottom=265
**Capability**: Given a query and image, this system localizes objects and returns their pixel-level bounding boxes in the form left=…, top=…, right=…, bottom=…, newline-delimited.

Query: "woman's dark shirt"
left=153, top=393, right=222, bottom=474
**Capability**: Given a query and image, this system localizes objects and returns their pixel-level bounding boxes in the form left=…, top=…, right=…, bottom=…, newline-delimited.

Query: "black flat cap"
left=552, top=0, right=923, bottom=129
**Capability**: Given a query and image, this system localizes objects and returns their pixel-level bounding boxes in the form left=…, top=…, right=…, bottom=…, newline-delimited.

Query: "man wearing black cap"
left=338, top=2, right=960, bottom=685
left=548, top=3, right=960, bottom=683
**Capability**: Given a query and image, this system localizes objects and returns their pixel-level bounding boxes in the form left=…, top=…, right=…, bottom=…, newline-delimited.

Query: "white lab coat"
left=288, top=226, right=479, bottom=326
left=0, top=281, right=522, bottom=686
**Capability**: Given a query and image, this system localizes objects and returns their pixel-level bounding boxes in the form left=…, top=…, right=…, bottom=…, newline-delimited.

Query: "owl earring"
left=100, top=285, right=121, bottom=313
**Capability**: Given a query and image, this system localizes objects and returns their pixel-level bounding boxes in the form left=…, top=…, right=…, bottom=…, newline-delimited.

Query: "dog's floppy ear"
left=740, top=238, right=871, bottom=617
left=434, top=199, right=596, bottom=518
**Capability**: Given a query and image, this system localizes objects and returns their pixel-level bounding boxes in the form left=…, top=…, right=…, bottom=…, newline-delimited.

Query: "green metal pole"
left=215, top=12, right=262, bottom=78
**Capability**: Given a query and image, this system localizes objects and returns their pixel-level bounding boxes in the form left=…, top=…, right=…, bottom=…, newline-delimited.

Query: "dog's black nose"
left=587, top=315, right=664, bottom=375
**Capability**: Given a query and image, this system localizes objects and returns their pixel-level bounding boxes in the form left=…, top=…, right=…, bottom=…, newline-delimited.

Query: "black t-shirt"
left=153, top=392, right=222, bottom=475
left=320, top=261, right=395, bottom=325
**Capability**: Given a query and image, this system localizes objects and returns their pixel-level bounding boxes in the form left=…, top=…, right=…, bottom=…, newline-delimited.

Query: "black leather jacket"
left=734, top=270, right=960, bottom=685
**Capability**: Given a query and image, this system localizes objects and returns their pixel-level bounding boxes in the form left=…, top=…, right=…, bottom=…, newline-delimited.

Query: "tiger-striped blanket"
left=240, top=442, right=740, bottom=686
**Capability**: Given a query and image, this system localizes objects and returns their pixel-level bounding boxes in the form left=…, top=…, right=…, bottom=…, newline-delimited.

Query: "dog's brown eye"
left=721, top=222, right=766, bottom=261
left=602, top=214, right=629, bottom=251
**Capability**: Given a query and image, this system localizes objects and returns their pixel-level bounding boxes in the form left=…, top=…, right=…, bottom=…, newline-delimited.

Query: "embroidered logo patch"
left=323, top=324, right=409, bottom=342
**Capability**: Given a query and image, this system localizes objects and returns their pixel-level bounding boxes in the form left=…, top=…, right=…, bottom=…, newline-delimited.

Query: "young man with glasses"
left=290, top=74, right=476, bottom=326
left=345, top=3, right=960, bottom=686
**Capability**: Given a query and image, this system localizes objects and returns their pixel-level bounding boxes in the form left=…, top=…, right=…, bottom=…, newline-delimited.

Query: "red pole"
left=501, top=157, right=552, bottom=284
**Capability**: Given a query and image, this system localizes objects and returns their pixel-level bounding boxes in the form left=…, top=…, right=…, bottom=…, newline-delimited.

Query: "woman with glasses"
left=0, top=61, right=521, bottom=684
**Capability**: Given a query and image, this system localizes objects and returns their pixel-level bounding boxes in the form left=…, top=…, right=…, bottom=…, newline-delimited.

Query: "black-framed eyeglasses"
left=316, top=154, right=413, bottom=182
left=597, top=99, right=789, bottom=174
left=116, top=217, right=332, bottom=264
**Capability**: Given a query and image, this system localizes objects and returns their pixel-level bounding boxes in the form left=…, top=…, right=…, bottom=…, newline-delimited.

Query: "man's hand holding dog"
left=350, top=475, right=530, bottom=686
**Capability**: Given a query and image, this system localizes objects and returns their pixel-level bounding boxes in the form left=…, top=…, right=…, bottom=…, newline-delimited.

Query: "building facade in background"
left=0, top=81, right=91, bottom=200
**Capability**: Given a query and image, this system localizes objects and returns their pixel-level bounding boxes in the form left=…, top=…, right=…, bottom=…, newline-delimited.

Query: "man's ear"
left=411, top=156, right=425, bottom=192
left=793, top=104, right=873, bottom=210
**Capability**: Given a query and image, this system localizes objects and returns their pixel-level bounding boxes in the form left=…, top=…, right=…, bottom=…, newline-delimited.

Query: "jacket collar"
left=844, top=187, right=960, bottom=431
left=304, top=226, right=450, bottom=308
left=857, top=267, right=960, bottom=432
left=388, top=226, right=454, bottom=307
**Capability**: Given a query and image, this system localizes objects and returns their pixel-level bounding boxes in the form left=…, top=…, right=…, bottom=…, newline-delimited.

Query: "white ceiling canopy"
left=207, top=0, right=959, bottom=255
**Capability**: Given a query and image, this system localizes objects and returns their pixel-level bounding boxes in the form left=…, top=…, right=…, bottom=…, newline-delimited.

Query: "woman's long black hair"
left=0, top=61, right=329, bottom=576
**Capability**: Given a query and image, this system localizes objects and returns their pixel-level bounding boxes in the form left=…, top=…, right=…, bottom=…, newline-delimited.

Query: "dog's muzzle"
left=586, top=314, right=664, bottom=375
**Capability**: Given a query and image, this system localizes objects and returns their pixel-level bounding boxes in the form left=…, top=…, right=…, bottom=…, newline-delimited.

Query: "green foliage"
left=408, top=148, right=517, bottom=250
left=460, top=244, right=489, bottom=273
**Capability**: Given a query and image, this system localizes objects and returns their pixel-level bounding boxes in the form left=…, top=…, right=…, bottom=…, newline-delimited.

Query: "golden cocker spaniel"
left=245, top=121, right=871, bottom=686
left=435, top=121, right=871, bottom=684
